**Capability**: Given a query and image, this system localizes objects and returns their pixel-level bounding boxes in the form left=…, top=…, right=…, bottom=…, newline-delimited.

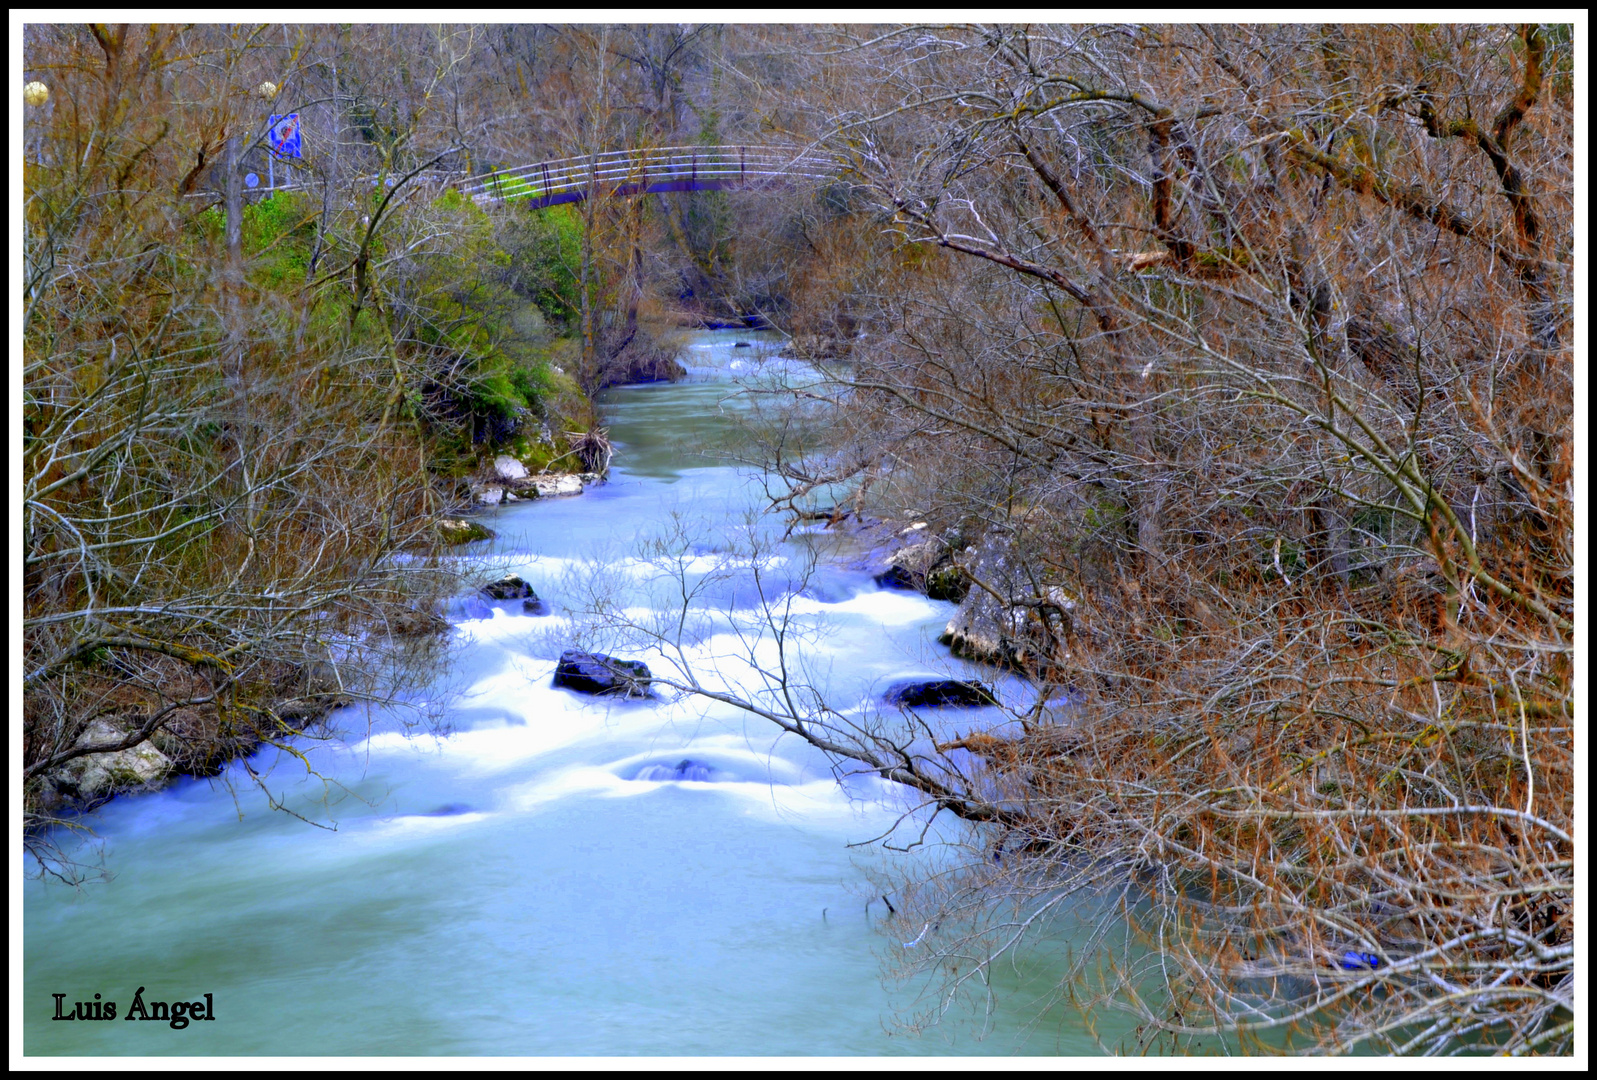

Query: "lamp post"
left=257, top=81, right=280, bottom=190
left=24, top=81, right=50, bottom=167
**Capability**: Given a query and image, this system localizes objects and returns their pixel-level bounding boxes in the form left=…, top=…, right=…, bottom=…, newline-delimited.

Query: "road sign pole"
left=268, top=151, right=275, bottom=191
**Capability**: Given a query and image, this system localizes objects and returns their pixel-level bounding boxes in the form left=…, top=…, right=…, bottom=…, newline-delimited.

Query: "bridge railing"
left=456, top=144, right=843, bottom=206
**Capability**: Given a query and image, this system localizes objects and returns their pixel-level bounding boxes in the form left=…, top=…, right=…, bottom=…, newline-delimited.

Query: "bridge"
left=455, top=144, right=843, bottom=209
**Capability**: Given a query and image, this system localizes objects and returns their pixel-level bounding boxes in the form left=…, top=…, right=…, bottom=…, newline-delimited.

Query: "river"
left=23, top=330, right=1110, bottom=1057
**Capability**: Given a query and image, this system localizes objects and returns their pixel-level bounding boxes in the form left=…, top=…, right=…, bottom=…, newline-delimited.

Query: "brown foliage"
left=738, top=22, right=1572, bottom=1053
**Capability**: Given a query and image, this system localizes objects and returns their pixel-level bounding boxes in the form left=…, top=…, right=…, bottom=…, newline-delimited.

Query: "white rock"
left=493, top=455, right=529, bottom=481
left=56, top=719, right=173, bottom=798
left=531, top=475, right=583, bottom=497
left=476, top=486, right=504, bottom=505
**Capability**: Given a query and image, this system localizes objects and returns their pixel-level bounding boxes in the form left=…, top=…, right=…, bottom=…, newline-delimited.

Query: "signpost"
left=266, top=113, right=302, bottom=190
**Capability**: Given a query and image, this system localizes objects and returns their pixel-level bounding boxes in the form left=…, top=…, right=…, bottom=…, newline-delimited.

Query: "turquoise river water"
left=23, top=330, right=1115, bottom=1057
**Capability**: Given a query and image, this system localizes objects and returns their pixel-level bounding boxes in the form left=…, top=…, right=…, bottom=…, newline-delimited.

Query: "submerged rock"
left=884, top=680, right=997, bottom=709
left=553, top=650, right=652, bottom=697
left=633, top=759, right=719, bottom=782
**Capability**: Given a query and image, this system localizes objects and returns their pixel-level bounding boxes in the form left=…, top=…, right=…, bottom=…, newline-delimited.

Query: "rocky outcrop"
left=437, top=518, right=496, bottom=545
left=469, top=469, right=600, bottom=505
left=872, top=533, right=969, bottom=602
left=552, top=650, right=652, bottom=697
left=493, top=455, right=529, bottom=482
left=45, top=719, right=174, bottom=809
left=884, top=680, right=997, bottom=708
left=519, top=475, right=584, bottom=498
left=938, top=535, right=1075, bottom=677
left=480, top=575, right=543, bottom=607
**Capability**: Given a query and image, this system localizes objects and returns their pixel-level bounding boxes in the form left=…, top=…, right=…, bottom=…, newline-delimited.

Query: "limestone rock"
left=437, top=518, right=495, bottom=545
left=493, top=455, right=529, bottom=482
left=53, top=719, right=173, bottom=803
left=529, top=475, right=583, bottom=498
left=938, top=536, right=1074, bottom=676
left=872, top=537, right=962, bottom=598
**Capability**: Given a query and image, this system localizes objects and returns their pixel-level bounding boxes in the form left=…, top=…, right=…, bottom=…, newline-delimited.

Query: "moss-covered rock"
left=51, top=719, right=173, bottom=804
left=437, top=518, right=496, bottom=545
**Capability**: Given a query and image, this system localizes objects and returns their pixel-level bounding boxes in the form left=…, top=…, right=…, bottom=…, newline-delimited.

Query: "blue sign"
left=244, top=172, right=259, bottom=188
left=268, top=113, right=302, bottom=159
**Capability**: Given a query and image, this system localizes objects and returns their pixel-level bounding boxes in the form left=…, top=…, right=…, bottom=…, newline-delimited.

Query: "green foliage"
left=500, top=203, right=584, bottom=327
left=245, top=191, right=318, bottom=286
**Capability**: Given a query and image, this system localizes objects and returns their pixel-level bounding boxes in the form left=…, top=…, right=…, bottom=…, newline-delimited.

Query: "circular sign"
left=24, top=81, right=49, bottom=106
left=245, top=173, right=260, bottom=188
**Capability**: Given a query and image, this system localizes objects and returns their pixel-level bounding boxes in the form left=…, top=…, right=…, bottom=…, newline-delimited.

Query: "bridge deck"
left=458, top=144, right=841, bottom=208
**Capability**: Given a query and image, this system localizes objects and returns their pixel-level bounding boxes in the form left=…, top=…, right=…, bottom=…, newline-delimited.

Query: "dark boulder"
left=522, top=597, right=551, bottom=616
left=553, top=650, right=652, bottom=697
left=873, top=564, right=919, bottom=591
left=481, top=574, right=535, bottom=601
left=884, top=680, right=997, bottom=709
left=924, top=562, right=968, bottom=602
left=733, top=341, right=753, bottom=348
left=873, top=536, right=962, bottom=596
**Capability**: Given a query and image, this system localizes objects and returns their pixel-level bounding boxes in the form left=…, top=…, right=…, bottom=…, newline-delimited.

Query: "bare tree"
left=688, top=22, right=1574, bottom=1054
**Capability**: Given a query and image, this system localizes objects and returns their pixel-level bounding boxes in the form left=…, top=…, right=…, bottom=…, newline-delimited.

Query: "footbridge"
left=455, top=144, right=843, bottom=209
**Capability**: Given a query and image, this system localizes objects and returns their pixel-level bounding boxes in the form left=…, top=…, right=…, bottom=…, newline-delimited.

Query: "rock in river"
left=884, top=680, right=997, bottom=708
left=553, top=650, right=652, bottom=697
left=480, top=574, right=539, bottom=603
left=436, top=518, right=495, bottom=545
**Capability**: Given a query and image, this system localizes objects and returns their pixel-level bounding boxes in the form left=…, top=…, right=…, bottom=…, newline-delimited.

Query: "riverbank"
left=25, top=372, right=629, bottom=830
